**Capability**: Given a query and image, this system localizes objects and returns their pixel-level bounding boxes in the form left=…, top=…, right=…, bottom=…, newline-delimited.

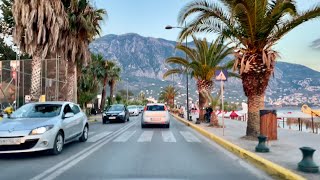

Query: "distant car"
left=127, top=105, right=139, bottom=116
left=141, top=103, right=170, bottom=128
left=102, top=104, right=129, bottom=124
left=0, top=102, right=89, bottom=155
left=138, top=105, right=145, bottom=113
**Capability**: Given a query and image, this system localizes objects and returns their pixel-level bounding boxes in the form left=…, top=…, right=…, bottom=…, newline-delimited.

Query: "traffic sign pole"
left=215, top=69, right=227, bottom=136
left=221, top=80, right=224, bottom=136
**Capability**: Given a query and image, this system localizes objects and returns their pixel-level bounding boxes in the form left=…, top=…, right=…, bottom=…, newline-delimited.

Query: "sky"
left=93, top=0, right=320, bottom=71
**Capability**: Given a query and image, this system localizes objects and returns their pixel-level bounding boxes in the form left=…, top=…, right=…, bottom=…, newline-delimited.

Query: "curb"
left=88, top=119, right=98, bottom=123
left=172, top=114, right=305, bottom=180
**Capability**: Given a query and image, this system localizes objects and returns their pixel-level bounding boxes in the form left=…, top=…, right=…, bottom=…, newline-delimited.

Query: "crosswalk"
left=87, top=130, right=201, bottom=143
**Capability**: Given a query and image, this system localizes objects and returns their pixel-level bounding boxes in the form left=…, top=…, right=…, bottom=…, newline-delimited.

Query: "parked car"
left=0, top=102, right=89, bottom=155
left=102, top=104, right=129, bottom=124
left=127, top=105, right=139, bottom=116
left=141, top=103, right=170, bottom=128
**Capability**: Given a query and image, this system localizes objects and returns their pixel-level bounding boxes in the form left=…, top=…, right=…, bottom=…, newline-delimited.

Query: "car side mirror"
left=63, top=112, right=74, bottom=119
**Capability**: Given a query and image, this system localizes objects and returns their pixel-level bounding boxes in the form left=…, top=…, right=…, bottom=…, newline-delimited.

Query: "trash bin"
left=260, top=110, right=277, bottom=140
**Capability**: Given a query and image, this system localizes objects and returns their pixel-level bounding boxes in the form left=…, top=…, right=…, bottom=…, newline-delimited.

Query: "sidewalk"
left=186, top=114, right=320, bottom=179
left=88, top=114, right=102, bottom=123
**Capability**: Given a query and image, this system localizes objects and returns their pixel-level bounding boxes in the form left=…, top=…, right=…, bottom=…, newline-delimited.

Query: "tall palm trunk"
left=210, top=111, right=219, bottom=126
left=100, top=76, right=108, bottom=110
left=109, top=81, right=115, bottom=104
left=242, top=68, right=271, bottom=137
left=66, top=61, right=75, bottom=102
left=168, top=98, right=174, bottom=108
left=30, top=49, right=42, bottom=101
left=246, top=94, right=265, bottom=137
left=198, top=89, right=207, bottom=122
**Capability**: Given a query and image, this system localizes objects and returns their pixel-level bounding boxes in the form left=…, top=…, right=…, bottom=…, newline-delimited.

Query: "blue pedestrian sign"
left=215, top=70, right=228, bottom=81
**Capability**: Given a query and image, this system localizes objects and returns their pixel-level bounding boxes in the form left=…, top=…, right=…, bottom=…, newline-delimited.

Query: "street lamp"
left=126, top=78, right=129, bottom=103
left=165, top=22, right=191, bottom=121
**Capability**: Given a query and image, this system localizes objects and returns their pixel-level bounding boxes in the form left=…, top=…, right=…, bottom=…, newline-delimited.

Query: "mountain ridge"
left=89, top=33, right=320, bottom=106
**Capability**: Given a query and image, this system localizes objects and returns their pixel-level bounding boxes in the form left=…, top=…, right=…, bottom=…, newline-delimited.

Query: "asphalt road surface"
left=0, top=114, right=271, bottom=180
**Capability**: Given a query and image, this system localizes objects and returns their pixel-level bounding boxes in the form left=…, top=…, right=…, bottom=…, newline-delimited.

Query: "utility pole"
left=126, top=78, right=129, bottom=103
left=185, top=21, right=190, bottom=121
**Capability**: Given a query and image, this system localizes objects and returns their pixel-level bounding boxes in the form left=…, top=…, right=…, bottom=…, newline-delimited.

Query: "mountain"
left=89, top=33, right=320, bottom=107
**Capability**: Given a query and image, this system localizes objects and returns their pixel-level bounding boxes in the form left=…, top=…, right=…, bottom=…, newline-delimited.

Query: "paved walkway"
left=88, top=114, right=102, bottom=122
left=185, top=112, right=320, bottom=179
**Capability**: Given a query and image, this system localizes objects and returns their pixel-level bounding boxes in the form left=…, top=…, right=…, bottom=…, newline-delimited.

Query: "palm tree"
left=100, top=60, right=116, bottom=110
left=164, top=36, right=235, bottom=122
left=108, top=65, right=121, bottom=105
left=178, top=0, right=320, bottom=137
left=62, top=0, right=106, bottom=102
left=12, top=0, right=68, bottom=100
left=159, top=85, right=179, bottom=108
left=78, top=65, right=100, bottom=110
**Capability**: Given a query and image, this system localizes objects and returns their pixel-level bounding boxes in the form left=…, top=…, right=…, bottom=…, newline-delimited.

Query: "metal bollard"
left=255, top=135, right=270, bottom=153
left=298, top=147, right=319, bottom=173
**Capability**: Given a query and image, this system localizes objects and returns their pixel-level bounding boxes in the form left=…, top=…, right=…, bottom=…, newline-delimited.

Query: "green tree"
left=78, top=65, right=100, bottom=109
left=115, top=94, right=122, bottom=104
left=62, top=0, right=106, bottom=102
left=178, top=0, right=320, bottom=137
left=159, top=85, right=179, bottom=108
left=12, top=0, right=68, bottom=100
left=164, top=36, right=235, bottom=122
left=108, top=65, right=121, bottom=104
left=138, top=91, right=145, bottom=101
left=117, top=89, right=134, bottom=99
left=100, top=61, right=116, bottom=109
left=0, top=0, right=14, bottom=35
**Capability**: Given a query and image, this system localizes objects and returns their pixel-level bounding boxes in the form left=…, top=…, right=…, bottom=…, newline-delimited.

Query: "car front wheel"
left=49, top=131, right=64, bottom=155
left=79, top=125, right=89, bottom=142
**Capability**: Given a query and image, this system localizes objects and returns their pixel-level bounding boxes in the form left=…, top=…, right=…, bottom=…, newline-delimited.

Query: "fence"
left=0, top=56, right=68, bottom=109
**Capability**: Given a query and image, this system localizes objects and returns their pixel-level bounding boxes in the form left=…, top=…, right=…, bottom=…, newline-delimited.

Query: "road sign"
left=215, top=70, right=228, bottom=81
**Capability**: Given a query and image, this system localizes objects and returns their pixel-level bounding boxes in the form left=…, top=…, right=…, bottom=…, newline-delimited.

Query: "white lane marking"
left=39, top=121, right=136, bottom=180
left=29, top=120, right=137, bottom=180
left=113, top=130, right=136, bottom=142
left=87, top=131, right=112, bottom=142
left=162, top=131, right=176, bottom=142
left=180, top=131, right=201, bottom=142
left=31, top=121, right=137, bottom=180
left=137, top=131, right=153, bottom=142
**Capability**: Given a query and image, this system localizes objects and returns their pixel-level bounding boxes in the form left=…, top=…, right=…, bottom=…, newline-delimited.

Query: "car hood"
left=0, top=118, right=56, bottom=131
left=105, top=111, right=122, bottom=114
left=128, top=109, right=137, bottom=112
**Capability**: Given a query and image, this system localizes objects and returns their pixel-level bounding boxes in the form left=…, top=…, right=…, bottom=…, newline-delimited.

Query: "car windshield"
left=146, top=105, right=165, bottom=111
left=11, top=104, right=62, bottom=118
left=108, top=106, right=123, bottom=111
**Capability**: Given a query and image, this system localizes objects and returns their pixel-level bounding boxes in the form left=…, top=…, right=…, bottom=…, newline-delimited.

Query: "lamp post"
left=126, top=78, right=129, bottom=103
left=165, top=22, right=190, bottom=120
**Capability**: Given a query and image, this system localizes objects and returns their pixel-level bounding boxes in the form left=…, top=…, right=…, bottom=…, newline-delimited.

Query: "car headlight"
left=119, top=112, right=125, bottom=116
left=30, top=125, right=54, bottom=135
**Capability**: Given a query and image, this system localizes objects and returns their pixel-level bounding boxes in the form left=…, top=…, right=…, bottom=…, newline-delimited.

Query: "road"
left=0, top=115, right=271, bottom=180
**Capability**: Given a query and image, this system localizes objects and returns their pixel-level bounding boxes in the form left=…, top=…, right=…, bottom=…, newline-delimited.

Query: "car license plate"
left=109, top=117, right=116, bottom=120
left=151, top=118, right=161, bottom=121
left=0, top=138, right=21, bottom=145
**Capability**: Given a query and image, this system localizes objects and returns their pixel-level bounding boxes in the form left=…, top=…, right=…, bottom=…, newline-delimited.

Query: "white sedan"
left=0, top=102, right=89, bottom=155
left=127, top=105, right=139, bottom=116
left=141, top=103, right=170, bottom=128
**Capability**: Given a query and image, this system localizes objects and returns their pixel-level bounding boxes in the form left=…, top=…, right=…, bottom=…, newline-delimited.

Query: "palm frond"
left=163, top=69, right=184, bottom=79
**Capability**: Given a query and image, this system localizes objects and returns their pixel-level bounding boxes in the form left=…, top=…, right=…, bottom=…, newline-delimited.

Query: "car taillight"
left=144, top=106, right=147, bottom=111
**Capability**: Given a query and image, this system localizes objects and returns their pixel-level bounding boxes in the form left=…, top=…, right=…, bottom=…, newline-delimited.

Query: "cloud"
left=310, top=39, right=320, bottom=50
